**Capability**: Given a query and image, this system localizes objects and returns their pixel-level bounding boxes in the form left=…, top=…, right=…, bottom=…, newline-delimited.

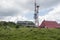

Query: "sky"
left=0, top=0, right=60, bottom=23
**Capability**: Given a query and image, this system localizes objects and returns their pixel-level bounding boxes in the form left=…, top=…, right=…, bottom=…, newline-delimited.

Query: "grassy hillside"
left=0, top=28, right=60, bottom=40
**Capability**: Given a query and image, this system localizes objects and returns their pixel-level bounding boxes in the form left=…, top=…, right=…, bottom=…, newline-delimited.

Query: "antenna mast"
left=34, top=0, right=39, bottom=27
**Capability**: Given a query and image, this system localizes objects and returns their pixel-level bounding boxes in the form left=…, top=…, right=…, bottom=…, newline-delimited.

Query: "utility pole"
left=34, top=0, right=39, bottom=27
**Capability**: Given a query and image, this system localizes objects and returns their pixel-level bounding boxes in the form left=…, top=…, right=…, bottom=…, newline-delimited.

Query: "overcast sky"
left=0, top=0, right=60, bottom=23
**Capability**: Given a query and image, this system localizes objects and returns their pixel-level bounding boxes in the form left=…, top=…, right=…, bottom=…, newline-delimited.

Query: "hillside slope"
left=0, top=28, right=60, bottom=40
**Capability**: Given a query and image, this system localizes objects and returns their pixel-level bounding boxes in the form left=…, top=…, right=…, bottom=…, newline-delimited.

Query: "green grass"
left=0, top=27, right=60, bottom=40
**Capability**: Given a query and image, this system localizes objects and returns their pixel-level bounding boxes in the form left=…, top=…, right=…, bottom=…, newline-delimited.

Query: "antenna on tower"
left=34, top=0, right=39, bottom=27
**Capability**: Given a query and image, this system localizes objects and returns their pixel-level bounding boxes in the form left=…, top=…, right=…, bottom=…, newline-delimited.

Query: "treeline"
left=0, top=21, right=20, bottom=28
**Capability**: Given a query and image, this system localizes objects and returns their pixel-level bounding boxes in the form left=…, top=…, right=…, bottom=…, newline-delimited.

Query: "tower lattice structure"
left=34, top=0, right=39, bottom=27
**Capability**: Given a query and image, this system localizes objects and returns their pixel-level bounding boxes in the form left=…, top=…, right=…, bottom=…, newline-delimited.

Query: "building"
left=17, top=21, right=35, bottom=27
left=39, top=20, right=60, bottom=28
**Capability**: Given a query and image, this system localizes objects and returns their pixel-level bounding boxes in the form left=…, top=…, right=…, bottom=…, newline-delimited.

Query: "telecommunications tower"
left=34, top=0, right=39, bottom=27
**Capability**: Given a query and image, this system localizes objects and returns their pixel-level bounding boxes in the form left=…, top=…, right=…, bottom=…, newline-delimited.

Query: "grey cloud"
left=37, top=0, right=60, bottom=9
left=0, top=8, right=19, bottom=16
left=0, top=0, right=59, bottom=16
left=17, top=0, right=60, bottom=11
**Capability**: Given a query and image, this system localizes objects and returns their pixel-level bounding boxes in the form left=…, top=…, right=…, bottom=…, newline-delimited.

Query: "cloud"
left=0, top=0, right=31, bottom=15
left=0, top=16, right=28, bottom=22
left=37, top=0, right=60, bottom=9
left=0, top=0, right=30, bottom=22
left=45, top=4, right=60, bottom=21
left=39, top=4, right=60, bottom=24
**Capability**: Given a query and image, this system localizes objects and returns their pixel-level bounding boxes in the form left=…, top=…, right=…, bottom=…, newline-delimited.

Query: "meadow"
left=0, top=27, right=60, bottom=40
